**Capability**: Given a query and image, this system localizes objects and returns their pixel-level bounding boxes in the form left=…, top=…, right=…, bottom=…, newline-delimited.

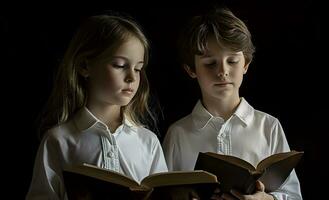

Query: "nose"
left=125, top=68, right=136, bottom=83
left=217, top=62, right=229, bottom=78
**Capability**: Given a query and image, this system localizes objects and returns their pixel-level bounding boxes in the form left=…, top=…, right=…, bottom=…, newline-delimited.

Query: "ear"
left=78, top=60, right=90, bottom=78
left=243, top=61, right=250, bottom=74
left=184, top=64, right=197, bottom=78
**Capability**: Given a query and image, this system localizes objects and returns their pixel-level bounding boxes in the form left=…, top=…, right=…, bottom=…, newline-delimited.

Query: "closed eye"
left=227, top=60, right=240, bottom=65
left=112, top=63, right=127, bottom=68
left=134, top=63, right=144, bottom=72
left=134, top=68, right=142, bottom=72
left=204, top=62, right=217, bottom=68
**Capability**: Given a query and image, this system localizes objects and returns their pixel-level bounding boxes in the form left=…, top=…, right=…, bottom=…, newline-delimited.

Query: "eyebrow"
left=227, top=52, right=243, bottom=56
left=112, top=56, right=144, bottom=64
left=199, top=52, right=243, bottom=58
left=199, top=54, right=213, bottom=58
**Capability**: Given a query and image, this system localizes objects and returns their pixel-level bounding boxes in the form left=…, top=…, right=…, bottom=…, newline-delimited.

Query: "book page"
left=256, top=151, right=303, bottom=192
left=256, top=151, right=303, bottom=171
left=140, top=170, right=218, bottom=188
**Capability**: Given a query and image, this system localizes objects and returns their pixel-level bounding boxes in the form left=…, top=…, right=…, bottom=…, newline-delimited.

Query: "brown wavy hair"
left=179, top=7, right=255, bottom=70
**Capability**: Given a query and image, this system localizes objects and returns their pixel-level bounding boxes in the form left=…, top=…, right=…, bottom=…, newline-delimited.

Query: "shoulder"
left=253, top=108, right=280, bottom=127
left=238, top=98, right=280, bottom=127
left=168, top=114, right=193, bottom=134
left=41, top=119, right=77, bottom=145
left=248, top=106, right=285, bottom=137
left=164, top=114, right=194, bottom=142
left=132, top=125, right=161, bottom=145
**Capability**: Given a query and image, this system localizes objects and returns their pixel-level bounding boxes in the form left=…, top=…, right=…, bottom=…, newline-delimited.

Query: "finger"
left=256, top=180, right=265, bottom=192
left=230, top=189, right=243, bottom=200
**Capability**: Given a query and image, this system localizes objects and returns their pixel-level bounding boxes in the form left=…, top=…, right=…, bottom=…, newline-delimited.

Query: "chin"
left=111, top=95, right=135, bottom=106
left=117, top=101, right=130, bottom=106
left=212, top=91, right=233, bottom=99
left=119, top=98, right=133, bottom=106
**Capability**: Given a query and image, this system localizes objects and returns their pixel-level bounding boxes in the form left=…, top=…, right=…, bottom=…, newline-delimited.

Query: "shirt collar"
left=232, top=97, right=254, bottom=127
left=191, top=97, right=254, bottom=129
left=191, top=100, right=218, bottom=129
left=73, top=107, right=137, bottom=133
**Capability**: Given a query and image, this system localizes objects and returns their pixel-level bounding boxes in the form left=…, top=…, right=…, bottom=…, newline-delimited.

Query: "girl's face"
left=188, top=36, right=249, bottom=103
left=86, top=36, right=145, bottom=107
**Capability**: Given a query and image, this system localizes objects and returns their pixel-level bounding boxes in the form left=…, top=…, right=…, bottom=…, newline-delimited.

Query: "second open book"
left=194, top=150, right=303, bottom=194
left=63, top=163, right=219, bottom=200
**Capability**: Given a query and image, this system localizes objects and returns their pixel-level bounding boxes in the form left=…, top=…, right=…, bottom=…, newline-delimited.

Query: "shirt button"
left=107, top=152, right=114, bottom=157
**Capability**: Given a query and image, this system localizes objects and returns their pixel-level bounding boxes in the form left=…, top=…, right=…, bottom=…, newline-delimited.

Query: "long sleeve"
left=162, top=128, right=176, bottom=171
left=269, top=121, right=303, bottom=200
left=26, top=134, right=66, bottom=200
left=149, top=139, right=168, bottom=174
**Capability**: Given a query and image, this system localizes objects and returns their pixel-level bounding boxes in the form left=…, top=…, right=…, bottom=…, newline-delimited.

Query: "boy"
left=162, top=7, right=302, bottom=200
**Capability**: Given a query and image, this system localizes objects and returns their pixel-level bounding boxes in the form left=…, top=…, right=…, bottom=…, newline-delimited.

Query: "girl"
left=26, top=14, right=167, bottom=199
left=163, top=7, right=302, bottom=200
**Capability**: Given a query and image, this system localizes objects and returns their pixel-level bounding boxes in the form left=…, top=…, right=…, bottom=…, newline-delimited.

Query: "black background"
left=1, top=0, right=327, bottom=199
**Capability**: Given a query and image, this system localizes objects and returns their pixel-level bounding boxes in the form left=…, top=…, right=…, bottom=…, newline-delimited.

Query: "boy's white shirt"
left=162, top=98, right=302, bottom=200
left=26, top=107, right=168, bottom=200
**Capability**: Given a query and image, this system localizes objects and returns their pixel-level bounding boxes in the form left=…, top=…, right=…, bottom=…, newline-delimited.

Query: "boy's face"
left=186, top=36, right=249, bottom=103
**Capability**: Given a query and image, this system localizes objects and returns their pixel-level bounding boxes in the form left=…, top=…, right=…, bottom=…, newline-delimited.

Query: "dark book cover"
left=194, top=151, right=303, bottom=194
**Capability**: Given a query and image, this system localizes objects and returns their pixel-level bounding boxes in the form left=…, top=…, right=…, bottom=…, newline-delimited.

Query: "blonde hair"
left=38, top=14, right=154, bottom=138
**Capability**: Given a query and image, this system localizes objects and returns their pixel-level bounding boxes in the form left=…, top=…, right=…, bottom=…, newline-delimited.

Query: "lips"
left=215, top=82, right=231, bottom=86
left=122, top=88, right=134, bottom=93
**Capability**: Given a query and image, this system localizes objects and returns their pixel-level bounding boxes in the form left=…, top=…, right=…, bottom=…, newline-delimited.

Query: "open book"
left=194, top=150, right=303, bottom=194
left=63, top=163, right=219, bottom=200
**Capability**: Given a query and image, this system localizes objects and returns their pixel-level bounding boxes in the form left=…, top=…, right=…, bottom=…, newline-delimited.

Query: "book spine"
left=243, top=174, right=256, bottom=194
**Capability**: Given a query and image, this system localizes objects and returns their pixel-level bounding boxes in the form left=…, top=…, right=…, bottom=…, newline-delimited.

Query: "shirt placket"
left=217, top=121, right=232, bottom=155
left=101, top=128, right=120, bottom=172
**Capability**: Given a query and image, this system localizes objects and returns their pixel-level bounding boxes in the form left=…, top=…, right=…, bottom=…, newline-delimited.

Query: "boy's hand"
left=221, top=181, right=274, bottom=200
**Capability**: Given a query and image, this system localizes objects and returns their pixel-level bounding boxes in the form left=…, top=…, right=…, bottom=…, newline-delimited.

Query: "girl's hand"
left=210, top=188, right=224, bottom=200
left=221, top=181, right=274, bottom=200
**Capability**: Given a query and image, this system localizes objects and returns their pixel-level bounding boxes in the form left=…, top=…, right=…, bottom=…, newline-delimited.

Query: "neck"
left=86, top=101, right=123, bottom=133
left=202, top=95, right=241, bottom=121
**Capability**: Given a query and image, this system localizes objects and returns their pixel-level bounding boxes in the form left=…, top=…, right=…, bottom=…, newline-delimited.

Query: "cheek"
left=197, top=75, right=213, bottom=89
left=103, top=73, right=121, bottom=89
left=136, top=74, right=141, bottom=85
left=194, top=69, right=213, bottom=85
left=93, top=72, right=119, bottom=91
left=231, top=70, right=245, bottom=86
left=196, top=67, right=215, bottom=78
left=132, top=72, right=141, bottom=85
left=231, top=68, right=244, bottom=78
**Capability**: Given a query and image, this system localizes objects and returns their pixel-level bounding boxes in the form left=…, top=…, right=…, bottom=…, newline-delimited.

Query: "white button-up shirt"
left=26, top=107, right=168, bottom=200
left=163, top=98, right=302, bottom=200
